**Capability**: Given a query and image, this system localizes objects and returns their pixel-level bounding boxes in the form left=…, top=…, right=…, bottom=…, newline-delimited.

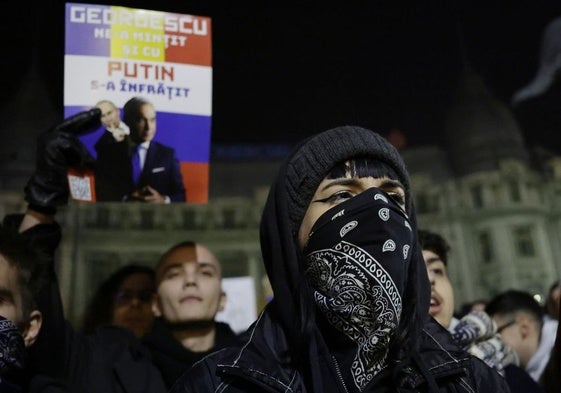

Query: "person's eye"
left=430, top=268, right=445, bottom=276
left=164, top=269, right=180, bottom=279
left=386, top=192, right=405, bottom=208
left=199, top=269, right=215, bottom=277
left=314, top=190, right=355, bottom=205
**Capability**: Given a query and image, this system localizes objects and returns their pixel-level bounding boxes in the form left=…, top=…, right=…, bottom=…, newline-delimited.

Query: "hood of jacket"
left=258, top=126, right=431, bottom=381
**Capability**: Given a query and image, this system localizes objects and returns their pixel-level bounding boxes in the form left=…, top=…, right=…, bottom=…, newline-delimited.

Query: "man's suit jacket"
left=94, top=130, right=118, bottom=154
left=95, top=139, right=186, bottom=202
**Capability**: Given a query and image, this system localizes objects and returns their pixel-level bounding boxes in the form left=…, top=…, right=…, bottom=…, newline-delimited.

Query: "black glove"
left=24, top=108, right=101, bottom=213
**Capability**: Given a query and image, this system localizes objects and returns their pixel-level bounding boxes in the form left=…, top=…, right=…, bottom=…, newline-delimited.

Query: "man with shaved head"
left=142, top=241, right=240, bottom=388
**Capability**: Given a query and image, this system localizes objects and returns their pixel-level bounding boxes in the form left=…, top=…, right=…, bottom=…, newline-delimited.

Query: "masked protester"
left=169, top=125, right=509, bottom=393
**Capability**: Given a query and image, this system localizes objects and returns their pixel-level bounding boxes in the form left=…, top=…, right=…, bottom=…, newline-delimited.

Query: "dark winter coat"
left=142, top=318, right=241, bottom=388
left=170, top=309, right=509, bottom=392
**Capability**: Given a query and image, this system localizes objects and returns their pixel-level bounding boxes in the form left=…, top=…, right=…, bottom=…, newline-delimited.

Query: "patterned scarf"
left=451, top=310, right=519, bottom=375
left=0, top=316, right=25, bottom=378
left=303, top=187, right=414, bottom=391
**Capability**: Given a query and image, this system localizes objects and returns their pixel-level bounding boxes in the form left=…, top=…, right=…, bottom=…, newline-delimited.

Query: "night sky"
left=4, top=1, right=561, bottom=152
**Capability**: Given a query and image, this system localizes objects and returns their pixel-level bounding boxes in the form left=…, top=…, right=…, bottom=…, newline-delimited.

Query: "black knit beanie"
left=284, top=125, right=411, bottom=235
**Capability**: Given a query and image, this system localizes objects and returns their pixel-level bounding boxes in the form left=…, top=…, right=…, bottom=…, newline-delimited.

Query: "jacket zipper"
left=331, top=356, right=350, bottom=393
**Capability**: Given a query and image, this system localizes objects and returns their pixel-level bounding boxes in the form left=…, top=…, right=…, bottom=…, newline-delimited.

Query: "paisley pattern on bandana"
left=304, top=187, right=414, bottom=391
left=0, top=316, right=25, bottom=376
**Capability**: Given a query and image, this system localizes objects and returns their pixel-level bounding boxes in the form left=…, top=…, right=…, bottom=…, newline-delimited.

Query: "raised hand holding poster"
left=64, top=3, right=212, bottom=203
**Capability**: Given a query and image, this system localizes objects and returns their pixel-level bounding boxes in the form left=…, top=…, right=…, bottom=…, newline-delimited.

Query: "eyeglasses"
left=114, top=290, right=154, bottom=306
left=497, top=319, right=517, bottom=333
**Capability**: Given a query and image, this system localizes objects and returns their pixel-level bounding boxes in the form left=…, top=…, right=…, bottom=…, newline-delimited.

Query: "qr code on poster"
left=68, top=173, right=94, bottom=202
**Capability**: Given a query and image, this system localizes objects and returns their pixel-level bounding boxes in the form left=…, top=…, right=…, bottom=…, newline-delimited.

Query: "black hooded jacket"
left=168, top=126, right=510, bottom=393
left=169, top=309, right=509, bottom=392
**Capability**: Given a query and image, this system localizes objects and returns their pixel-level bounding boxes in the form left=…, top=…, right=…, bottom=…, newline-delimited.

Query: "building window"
left=478, top=231, right=493, bottom=263
left=513, top=226, right=535, bottom=257
left=223, top=208, right=238, bottom=229
left=140, top=209, right=154, bottom=229
left=182, top=210, right=197, bottom=229
left=471, top=185, right=484, bottom=209
left=96, top=207, right=110, bottom=228
left=508, top=180, right=521, bottom=202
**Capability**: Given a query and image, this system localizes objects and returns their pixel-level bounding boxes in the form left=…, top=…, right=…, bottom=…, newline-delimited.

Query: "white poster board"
left=216, top=276, right=257, bottom=334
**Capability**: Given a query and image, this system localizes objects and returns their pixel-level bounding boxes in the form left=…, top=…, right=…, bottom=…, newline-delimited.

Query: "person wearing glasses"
left=486, top=289, right=558, bottom=385
left=418, top=229, right=544, bottom=393
left=81, top=264, right=156, bottom=338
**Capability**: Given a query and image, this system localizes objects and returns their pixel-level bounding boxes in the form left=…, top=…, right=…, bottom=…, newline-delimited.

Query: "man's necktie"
left=132, top=145, right=142, bottom=185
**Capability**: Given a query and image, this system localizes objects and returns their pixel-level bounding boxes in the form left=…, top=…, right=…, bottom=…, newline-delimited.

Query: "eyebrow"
left=0, top=287, right=15, bottom=304
left=320, top=177, right=405, bottom=192
left=198, top=262, right=219, bottom=272
left=159, top=261, right=219, bottom=275
left=319, top=178, right=361, bottom=192
left=425, top=257, right=443, bottom=265
left=380, top=178, right=405, bottom=191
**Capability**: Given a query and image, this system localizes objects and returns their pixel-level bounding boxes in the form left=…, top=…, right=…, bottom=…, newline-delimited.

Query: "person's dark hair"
left=326, top=157, right=400, bottom=183
left=455, top=299, right=488, bottom=319
left=325, top=157, right=404, bottom=201
left=122, top=96, right=152, bottom=131
left=486, top=289, right=544, bottom=328
left=417, top=229, right=450, bottom=265
left=545, top=280, right=561, bottom=319
left=81, top=264, right=155, bottom=335
left=0, top=225, right=48, bottom=324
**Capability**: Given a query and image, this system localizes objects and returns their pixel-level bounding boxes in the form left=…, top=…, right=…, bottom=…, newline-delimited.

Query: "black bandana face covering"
left=0, top=316, right=25, bottom=378
left=303, top=187, right=414, bottom=391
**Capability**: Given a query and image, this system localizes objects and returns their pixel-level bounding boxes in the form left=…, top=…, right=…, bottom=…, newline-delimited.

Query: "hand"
left=129, top=186, right=167, bottom=204
left=24, top=108, right=101, bottom=212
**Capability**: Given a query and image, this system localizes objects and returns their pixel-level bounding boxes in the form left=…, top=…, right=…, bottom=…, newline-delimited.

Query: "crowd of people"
left=1, top=107, right=560, bottom=393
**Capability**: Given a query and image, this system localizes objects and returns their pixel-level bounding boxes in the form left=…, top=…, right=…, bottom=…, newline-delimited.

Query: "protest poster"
left=64, top=3, right=212, bottom=203
left=216, top=276, right=257, bottom=334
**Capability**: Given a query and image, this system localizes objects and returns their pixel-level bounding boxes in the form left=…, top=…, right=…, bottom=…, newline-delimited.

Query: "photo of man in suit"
left=95, top=96, right=187, bottom=203
left=94, top=99, right=130, bottom=154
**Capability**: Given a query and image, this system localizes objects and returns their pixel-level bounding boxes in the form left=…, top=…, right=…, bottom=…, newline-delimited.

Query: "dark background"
left=3, top=1, right=561, bottom=153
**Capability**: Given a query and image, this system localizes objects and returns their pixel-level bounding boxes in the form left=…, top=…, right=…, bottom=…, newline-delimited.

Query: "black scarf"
left=142, top=318, right=240, bottom=388
left=0, top=316, right=26, bottom=391
left=303, top=188, right=414, bottom=391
